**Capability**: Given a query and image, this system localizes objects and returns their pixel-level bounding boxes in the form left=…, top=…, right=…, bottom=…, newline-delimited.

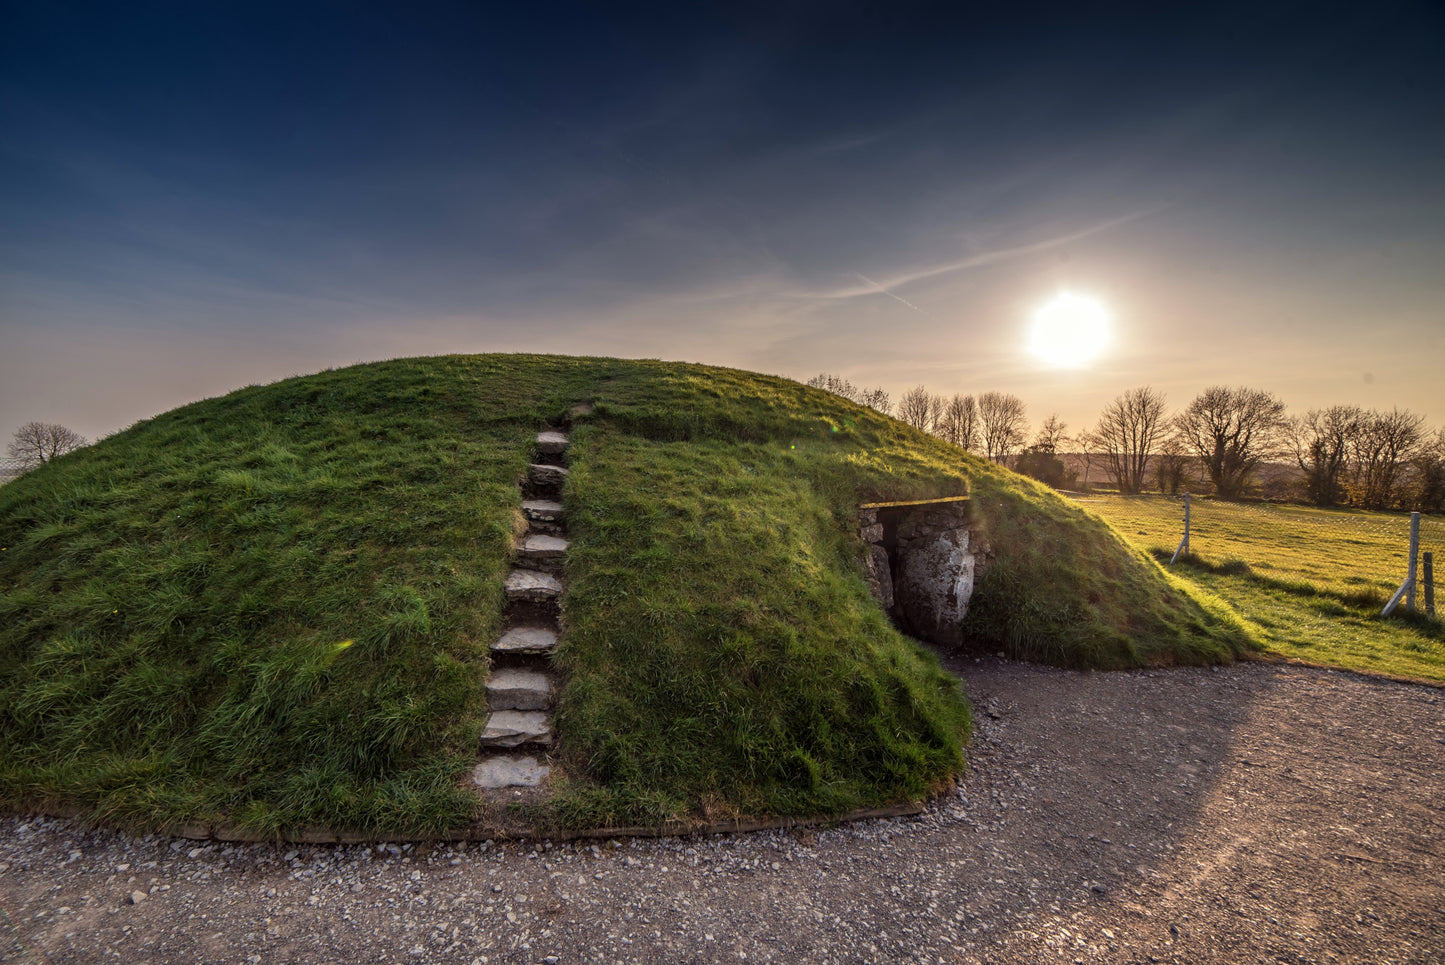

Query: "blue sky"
left=3, top=0, right=1442, bottom=443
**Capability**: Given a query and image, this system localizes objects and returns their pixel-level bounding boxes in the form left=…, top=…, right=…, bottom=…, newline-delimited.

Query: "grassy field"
left=1, top=356, right=1255, bottom=836
left=1078, top=494, right=1445, bottom=682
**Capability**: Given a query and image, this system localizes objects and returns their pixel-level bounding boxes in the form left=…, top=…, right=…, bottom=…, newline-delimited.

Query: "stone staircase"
left=471, top=428, right=572, bottom=790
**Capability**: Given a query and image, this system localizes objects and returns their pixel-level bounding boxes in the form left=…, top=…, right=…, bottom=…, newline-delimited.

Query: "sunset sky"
left=3, top=1, right=1442, bottom=445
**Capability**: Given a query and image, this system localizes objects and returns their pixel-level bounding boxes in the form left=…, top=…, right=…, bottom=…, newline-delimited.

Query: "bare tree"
left=1174, top=386, right=1287, bottom=499
left=896, top=385, right=936, bottom=432
left=1092, top=386, right=1168, bottom=494
left=1290, top=405, right=1362, bottom=507
left=1349, top=407, right=1425, bottom=509
left=1032, top=414, right=1068, bottom=454
left=1154, top=433, right=1191, bottom=495
left=7, top=422, right=87, bottom=471
left=935, top=394, right=979, bottom=451
left=978, top=391, right=1028, bottom=464
left=856, top=386, right=891, bottom=415
left=804, top=373, right=892, bottom=415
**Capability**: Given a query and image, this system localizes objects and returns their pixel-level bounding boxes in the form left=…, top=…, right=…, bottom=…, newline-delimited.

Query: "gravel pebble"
left=1, top=658, right=1441, bottom=964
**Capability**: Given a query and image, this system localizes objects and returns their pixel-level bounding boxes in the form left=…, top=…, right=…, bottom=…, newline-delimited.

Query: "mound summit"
left=0, top=355, right=1253, bottom=838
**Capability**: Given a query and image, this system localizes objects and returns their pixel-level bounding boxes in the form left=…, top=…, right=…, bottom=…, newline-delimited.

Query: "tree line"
left=805, top=374, right=1444, bottom=512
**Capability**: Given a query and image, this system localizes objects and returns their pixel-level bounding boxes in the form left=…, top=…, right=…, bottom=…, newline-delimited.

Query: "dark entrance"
left=859, top=497, right=973, bottom=646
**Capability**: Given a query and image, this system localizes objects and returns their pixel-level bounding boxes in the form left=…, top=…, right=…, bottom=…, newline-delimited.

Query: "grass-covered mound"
left=0, top=355, right=1254, bottom=836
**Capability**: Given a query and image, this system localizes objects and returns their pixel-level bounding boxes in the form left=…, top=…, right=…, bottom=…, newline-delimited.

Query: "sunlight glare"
left=1028, top=292, right=1111, bottom=368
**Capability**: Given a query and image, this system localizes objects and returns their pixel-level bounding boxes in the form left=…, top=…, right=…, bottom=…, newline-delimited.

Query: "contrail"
left=811, top=206, right=1169, bottom=302
left=855, top=273, right=926, bottom=313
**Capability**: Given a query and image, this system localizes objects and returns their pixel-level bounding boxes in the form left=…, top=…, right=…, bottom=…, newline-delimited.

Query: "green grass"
left=551, top=428, right=968, bottom=825
left=1078, top=495, right=1445, bottom=682
left=1, top=356, right=1256, bottom=836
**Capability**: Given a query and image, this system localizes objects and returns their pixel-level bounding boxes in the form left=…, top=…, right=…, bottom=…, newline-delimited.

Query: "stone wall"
left=860, top=498, right=974, bottom=646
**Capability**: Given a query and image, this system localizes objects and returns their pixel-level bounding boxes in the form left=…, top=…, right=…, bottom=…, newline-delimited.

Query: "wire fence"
left=1070, top=492, right=1444, bottom=616
left=0, top=457, right=26, bottom=485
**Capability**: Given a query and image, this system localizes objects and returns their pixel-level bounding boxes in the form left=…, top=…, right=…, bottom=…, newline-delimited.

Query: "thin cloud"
left=801, top=206, right=1170, bottom=302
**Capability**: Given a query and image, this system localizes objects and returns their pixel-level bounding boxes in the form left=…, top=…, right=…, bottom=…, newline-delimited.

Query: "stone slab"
left=487, top=668, right=552, bottom=711
left=518, top=533, right=569, bottom=561
left=521, top=533, right=569, bottom=552
left=481, top=711, right=552, bottom=748
left=505, top=568, right=563, bottom=602
left=865, top=543, right=894, bottom=610
left=472, top=756, right=550, bottom=789
left=529, top=463, right=570, bottom=488
left=536, top=431, right=569, bottom=455
left=516, top=539, right=567, bottom=573
left=492, top=626, right=559, bottom=654
left=521, top=499, right=565, bottom=524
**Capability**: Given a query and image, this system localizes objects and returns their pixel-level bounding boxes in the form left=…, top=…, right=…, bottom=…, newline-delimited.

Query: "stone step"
left=521, top=500, right=565, bottom=536
left=517, top=533, right=569, bottom=569
left=521, top=499, right=565, bottom=525
left=472, top=755, right=550, bottom=789
left=505, top=568, right=563, bottom=602
left=536, top=431, right=569, bottom=456
left=528, top=463, right=569, bottom=489
left=486, top=668, right=552, bottom=711
left=492, top=625, right=559, bottom=655
left=481, top=710, right=552, bottom=748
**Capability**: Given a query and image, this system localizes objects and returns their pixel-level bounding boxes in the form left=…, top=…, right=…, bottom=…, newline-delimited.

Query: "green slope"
left=0, top=355, right=1255, bottom=835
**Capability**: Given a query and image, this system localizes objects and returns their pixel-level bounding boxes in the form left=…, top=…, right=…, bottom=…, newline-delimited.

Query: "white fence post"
left=1382, top=511, right=1421, bottom=617
left=1405, top=511, right=1420, bottom=611
left=1169, top=493, right=1191, bottom=565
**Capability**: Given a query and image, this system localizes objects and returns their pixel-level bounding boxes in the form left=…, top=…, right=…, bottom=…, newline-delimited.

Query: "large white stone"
left=487, top=668, right=552, bottom=711
left=492, top=626, right=559, bottom=654
left=472, top=756, right=550, bottom=789
left=481, top=711, right=552, bottom=748
left=896, top=527, right=973, bottom=645
left=505, top=568, right=563, bottom=602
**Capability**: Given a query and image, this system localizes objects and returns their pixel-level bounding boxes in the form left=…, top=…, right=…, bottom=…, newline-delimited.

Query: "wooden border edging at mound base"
left=135, top=801, right=932, bottom=845
left=154, top=800, right=929, bottom=845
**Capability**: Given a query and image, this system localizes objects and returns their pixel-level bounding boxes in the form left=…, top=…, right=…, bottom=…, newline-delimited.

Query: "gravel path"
left=2, top=658, right=1441, bottom=964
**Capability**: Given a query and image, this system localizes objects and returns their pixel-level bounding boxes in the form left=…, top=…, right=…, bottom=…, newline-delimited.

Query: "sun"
left=1028, top=292, right=1111, bottom=368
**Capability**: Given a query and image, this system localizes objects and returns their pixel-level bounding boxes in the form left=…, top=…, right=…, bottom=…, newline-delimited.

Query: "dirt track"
left=2, top=657, right=1442, bottom=964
